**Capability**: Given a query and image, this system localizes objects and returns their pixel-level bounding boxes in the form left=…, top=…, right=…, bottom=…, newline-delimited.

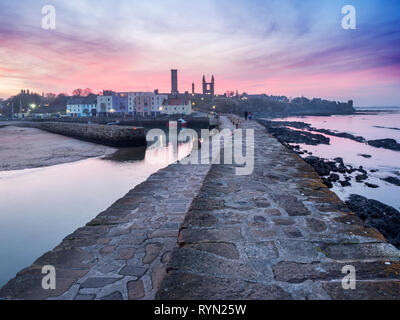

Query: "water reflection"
left=0, top=134, right=195, bottom=288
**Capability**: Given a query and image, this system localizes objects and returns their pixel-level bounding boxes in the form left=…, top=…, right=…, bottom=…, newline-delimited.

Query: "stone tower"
left=171, top=69, right=178, bottom=95
left=202, top=75, right=215, bottom=97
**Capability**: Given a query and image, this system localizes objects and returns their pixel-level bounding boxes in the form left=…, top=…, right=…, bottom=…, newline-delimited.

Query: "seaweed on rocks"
left=346, top=194, right=400, bottom=249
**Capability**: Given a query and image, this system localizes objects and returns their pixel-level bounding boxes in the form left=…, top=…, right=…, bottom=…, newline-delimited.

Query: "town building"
left=134, top=92, right=168, bottom=117
left=160, top=97, right=192, bottom=115
left=67, top=95, right=97, bottom=117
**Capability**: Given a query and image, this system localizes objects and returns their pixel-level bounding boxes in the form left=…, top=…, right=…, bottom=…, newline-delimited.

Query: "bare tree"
left=72, top=88, right=84, bottom=97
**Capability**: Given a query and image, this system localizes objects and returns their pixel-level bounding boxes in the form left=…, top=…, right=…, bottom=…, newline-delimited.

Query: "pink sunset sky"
left=0, top=0, right=399, bottom=106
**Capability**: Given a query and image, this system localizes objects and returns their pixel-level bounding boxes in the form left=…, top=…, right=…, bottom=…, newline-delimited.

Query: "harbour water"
left=0, top=139, right=193, bottom=287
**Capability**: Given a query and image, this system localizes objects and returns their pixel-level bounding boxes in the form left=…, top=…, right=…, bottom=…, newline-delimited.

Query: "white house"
left=67, top=95, right=97, bottom=117
left=161, top=97, right=192, bottom=115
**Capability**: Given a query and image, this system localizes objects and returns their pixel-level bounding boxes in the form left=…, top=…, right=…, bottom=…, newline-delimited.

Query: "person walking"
left=248, top=112, right=253, bottom=120
left=244, top=111, right=248, bottom=121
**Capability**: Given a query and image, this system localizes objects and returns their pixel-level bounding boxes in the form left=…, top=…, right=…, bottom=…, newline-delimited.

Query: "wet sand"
left=0, top=126, right=116, bottom=171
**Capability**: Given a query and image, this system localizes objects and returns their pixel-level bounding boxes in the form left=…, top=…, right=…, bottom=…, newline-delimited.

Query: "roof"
left=67, top=95, right=97, bottom=105
left=163, top=97, right=190, bottom=106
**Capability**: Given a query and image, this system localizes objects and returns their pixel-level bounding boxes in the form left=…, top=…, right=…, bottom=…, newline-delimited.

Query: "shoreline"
left=0, top=126, right=116, bottom=172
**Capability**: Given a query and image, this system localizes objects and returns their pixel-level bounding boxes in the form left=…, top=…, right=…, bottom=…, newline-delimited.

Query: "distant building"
left=161, top=97, right=192, bottom=115
left=67, top=95, right=97, bottom=117
left=134, top=92, right=168, bottom=117
left=171, top=69, right=178, bottom=95
left=202, top=75, right=215, bottom=97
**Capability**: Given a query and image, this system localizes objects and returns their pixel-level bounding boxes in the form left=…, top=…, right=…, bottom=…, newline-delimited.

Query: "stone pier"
left=19, top=122, right=147, bottom=147
left=157, top=117, right=400, bottom=300
left=1, top=116, right=400, bottom=300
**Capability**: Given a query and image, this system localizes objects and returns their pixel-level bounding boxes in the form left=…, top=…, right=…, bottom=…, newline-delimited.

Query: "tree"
left=72, top=88, right=84, bottom=97
left=72, top=88, right=92, bottom=97
left=82, top=88, right=92, bottom=96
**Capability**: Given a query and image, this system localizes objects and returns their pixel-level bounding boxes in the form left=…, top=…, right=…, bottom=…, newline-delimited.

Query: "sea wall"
left=21, top=122, right=147, bottom=147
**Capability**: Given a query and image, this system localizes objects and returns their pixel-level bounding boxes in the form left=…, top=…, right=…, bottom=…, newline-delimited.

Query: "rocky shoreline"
left=259, top=119, right=400, bottom=151
left=258, top=119, right=400, bottom=250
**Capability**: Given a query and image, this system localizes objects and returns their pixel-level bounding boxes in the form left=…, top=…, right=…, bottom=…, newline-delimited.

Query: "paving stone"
left=179, top=228, right=242, bottom=245
left=157, top=272, right=293, bottom=300
left=283, top=227, right=303, bottom=238
left=167, top=248, right=258, bottom=281
left=273, top=261, right=400, bottom=283
left=187, top=242, right=240, bottom=260
left=99, top=291, right=123, bottom=300
left=306, top=217, right=327, bottom=232
left=182, top=212, right=219, bottom=228
left=119, top=265, right=147, bottom=277
left=273, top=195, right=311, bottom=216
left=322, top=280, right=400, bottom=300
left=127, top=280, right=145, bottom=300
left=116, top=247, right=136, bottom=260
left=74, top=294, right=96, bottom=300
left=273, top=218, right=295, bottom=226
left=80, top=277, right=121, bottom=288
left=143, top=243, right=164, bottom=264
left=152, top=266, right=167, bottom=291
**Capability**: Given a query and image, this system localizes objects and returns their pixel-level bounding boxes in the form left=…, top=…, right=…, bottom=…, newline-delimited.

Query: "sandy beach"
left=0, top=125, right=116, bottom=171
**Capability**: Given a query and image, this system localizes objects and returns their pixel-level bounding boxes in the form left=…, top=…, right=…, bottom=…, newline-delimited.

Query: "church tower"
left=202, top=75, right=215, bottom=97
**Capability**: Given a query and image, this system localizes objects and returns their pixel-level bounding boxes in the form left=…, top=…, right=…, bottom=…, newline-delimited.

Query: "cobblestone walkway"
left=157, top=118, right=400, bottom=300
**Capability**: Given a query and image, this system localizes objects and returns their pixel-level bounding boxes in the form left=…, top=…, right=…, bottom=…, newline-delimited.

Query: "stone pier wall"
left=21, top=122, right=147, bottom=147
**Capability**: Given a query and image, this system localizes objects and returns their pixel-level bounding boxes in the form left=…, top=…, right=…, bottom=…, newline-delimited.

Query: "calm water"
left=271, top=109, right=400, bottom=210
left=0, top=139, right=193, bottom=287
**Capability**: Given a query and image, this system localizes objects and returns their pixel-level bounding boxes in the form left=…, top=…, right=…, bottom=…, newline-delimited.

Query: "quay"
left=1, top=116, right=400, bottom=300
left=16, top=122, right=147, bottom=148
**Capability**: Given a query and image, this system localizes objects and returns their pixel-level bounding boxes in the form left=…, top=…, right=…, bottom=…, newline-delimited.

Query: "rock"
left=355, top=174, right=368, bottom=181
left=346, top=194, right=400, bottom=249
left=339, top=180, right=351, bottom=187
left=358, top=166, right=368, bottom=174
left=365, top=182, right=379, bottom=189
left=328, top=173, right=340, bottom=183
left=334, top=157, right=344, bottom=165
left=304, top=156, right=337, bottom=176
left=262, top=125, right=330, bottom=146
left=322, top=178, right=333, bottom=188
left=368, top=138, right=400, bottom=151
left=382, top=176, right=400, bottom=186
